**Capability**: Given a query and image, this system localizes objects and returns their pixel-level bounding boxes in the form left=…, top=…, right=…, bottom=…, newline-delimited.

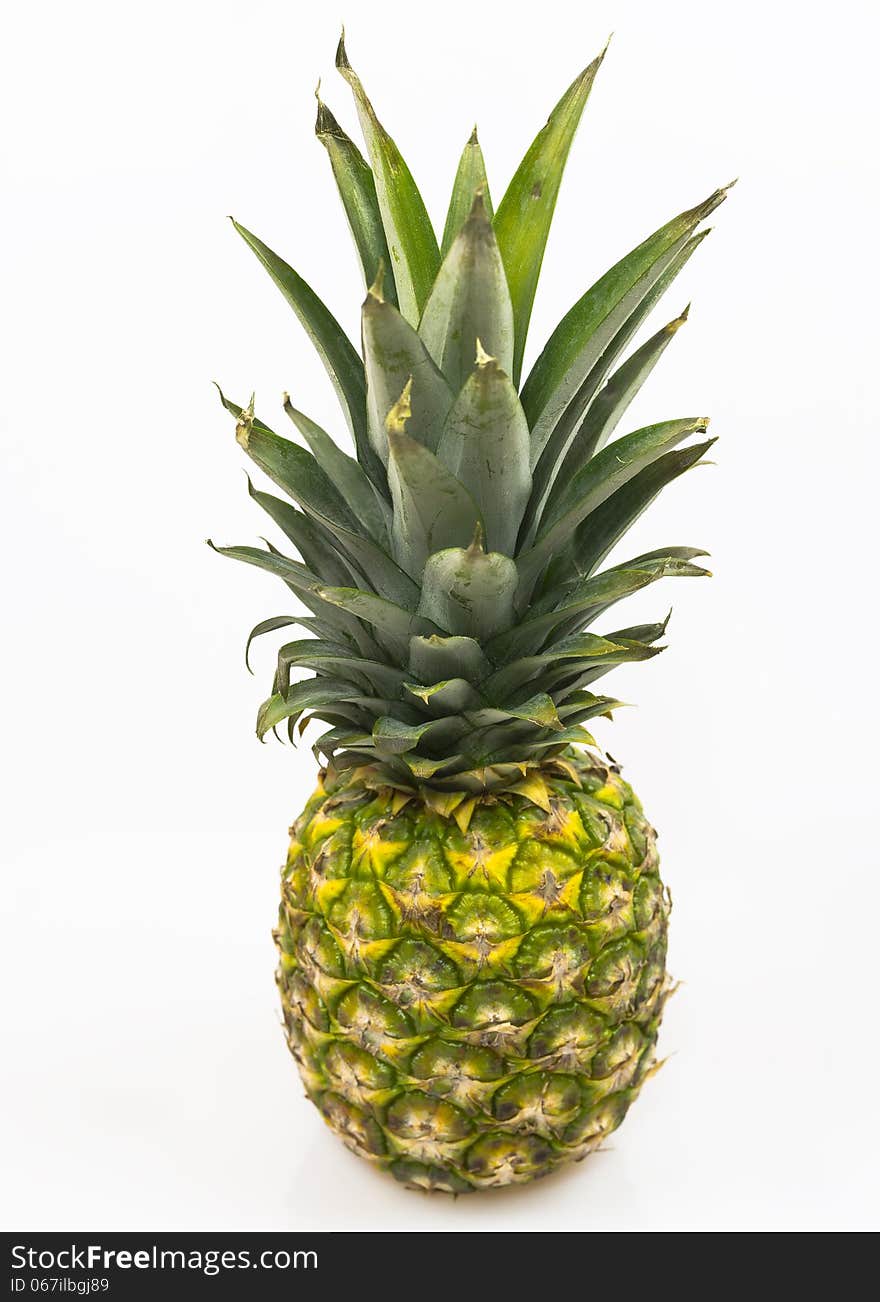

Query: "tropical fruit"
left=213, top=33, right=725, bottom=1190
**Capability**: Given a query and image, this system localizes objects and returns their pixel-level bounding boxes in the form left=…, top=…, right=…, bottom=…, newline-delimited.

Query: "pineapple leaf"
left=408, top=634, right=492, bottom=685
left=315, top=94, right=398, bottom=306
left=516, top=417, right=709, bottom=601
left=487, top=725, right=600, bottom=761
left=482, top=630, right=649, bottom=699
left=402, top=754, right=465, bottom=781
left=303, top=707, right=380, bottom=733
left=494, top=47, right=606, bottom=384
left=386, top=387, right=483, bottom=578
left=441, top=127, right=493, bottom=257
left=244, top=615, right=299, bottom=673
left=604, top=613, right=671, bottom=646
left=417, top=537, right=518, bottom=643
left=257, top=678, right=371, bottom=740
left=371, top=716, right=445, bottom=755
left=557, top=692, right=626, bottom=722
left=521, top=187, right=729, bottom=465
left=523, top=231, right=708, bottom=543
left=282, top=396, right=389, bottom=539
left=544, top=305, right=690, bottom=517
left=274, top=640, right=407, bottom=697
left=292, top=616, right=353, bottom=644
left=362, top=279, right=454, bottom=461
left=537, top=545, right=709, bottom=610
left=614, top=545, right=710, bottom=568
left=559, top=437, right=717, bottom=580
left=207, top=540, right=322, bottom=594
left=547, top=638, right=663, bottom=701
left=231, top=220, right=367, bottom=451
left=316, top=586, right=440, bottom=661
left=435, top=351, right=531, bottom=556
left=311, top=726, right=377, bottom=762
left=235, top=410, right=419, bottom=610
left=481, top=692, right=563, bottom=730
left=246, top=479, right=364, bottom=589
left=539, top=560, right=705, bottom=651
left=403, top=678, right=484, bottom=714
left=543, top=641, right=662, bottom=696
left=209, top=541, right=373, bottom=652
left=272, top=637, right=359, bottom=693
left=336, top=33, right=440, bottom=323
left=419, top=191, right=514, bottom=391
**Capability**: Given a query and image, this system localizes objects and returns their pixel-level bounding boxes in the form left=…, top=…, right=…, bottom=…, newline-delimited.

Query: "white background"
left=2, top=0, right=878, bottom=1232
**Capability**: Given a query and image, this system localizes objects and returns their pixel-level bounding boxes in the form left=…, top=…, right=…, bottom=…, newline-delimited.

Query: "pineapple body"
left=276, top=750, right=670, bottom=1191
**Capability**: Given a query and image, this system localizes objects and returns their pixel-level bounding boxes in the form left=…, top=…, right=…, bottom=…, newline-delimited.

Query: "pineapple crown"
left=211, top=33, right=728, bottom=797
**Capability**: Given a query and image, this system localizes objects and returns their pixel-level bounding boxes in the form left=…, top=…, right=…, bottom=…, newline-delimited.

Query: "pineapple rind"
left=276, top=748, right=670, bottom=1191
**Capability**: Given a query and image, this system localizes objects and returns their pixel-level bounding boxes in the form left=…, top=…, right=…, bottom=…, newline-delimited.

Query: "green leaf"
left=417, top=535, right=518, bottom=642
left=548, top=638, right=663, bottom=701
left=449, top=702, right=565, bottom=765
left=336, top=33, right=440, bottom=323
left=560, top=438, right=717, bottom=580
left=246, top=478, right=363, bottom=588
left=208, top=540, right=321, bottom=594
left=522, top=231, right=708, bottom=543
left=300, top=707, right=379, bottom=735
left=435, top=350, right=531, bottom=555
left=372, top=716, right=443, bottom=755
left=208, top=540, right=381, bottom=657
left=311, top=726, right=377, bottom=763
left=408, top=635, right=492, bottom=685
left=361, top=278, right=453, bottom=461
left=419, top=191, right=514, bottom=392
left=549, top=558, right=706, bottom=644
left=316, top=586, right=440, bottom=661
left=616, top=545, right=710, bottom=567
left=544, top=416, right=708, bottom=528
left=545, top=305, right=690, bottom=517
left=516, top=417, right=709, bottom=601
left=493, top=47, right=606, bottom=383
left=401, top=754, right=465, bottom=781
left=235, top=409, right=419, bottom=610
left=487, top=725, right=600, bottom=761
left=244, top=615, right=299, bottom=672
left=489, top=564, right=686, bottom=664
left=315, top=94, right=398, bottom=306
left=257, top=679, right=367, bottom=740
left=603, top=612, right=671, bottom=646
left=385, top=387, right=482, bottom=578
left=231, top=219, right=366, bottom=449
left=520, top=186, right=730, bottom=460
left=556, top=692, right=625, bottom=722
left=271, top=637, right=357, bottom=693
left=274, top=640, right=407, bottom=697
left=213, top=382, right=262, bottom=422
left=492, top=692, right=563, bottom=730
left=282, top=395, right=389, bottom=539
left=482, top=631, right=645, bottom=699
left=403, top=678, right=483, bottom=714
left=536, top=546, right=710, bottom=612
left=268, top=688, right=419, bottom=743
left=441, top=126, right=493, bottom=257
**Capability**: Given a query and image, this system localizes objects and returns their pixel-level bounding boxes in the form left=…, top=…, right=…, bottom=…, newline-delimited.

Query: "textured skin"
left=275, top=750, right=670, bottom=1192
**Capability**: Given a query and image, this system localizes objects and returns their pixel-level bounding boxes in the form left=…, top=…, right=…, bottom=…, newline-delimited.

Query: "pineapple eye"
left=377, top=939, right=460, bottom=995
left=452, top=981, right=537, bottom=1031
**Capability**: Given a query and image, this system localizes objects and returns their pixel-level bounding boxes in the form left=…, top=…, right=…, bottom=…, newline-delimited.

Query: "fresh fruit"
left=213, top=33, right=725, bottom=1191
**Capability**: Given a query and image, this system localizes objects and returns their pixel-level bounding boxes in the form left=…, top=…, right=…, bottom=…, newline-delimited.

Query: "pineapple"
left=212, top=34, right=726, bottom=1192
